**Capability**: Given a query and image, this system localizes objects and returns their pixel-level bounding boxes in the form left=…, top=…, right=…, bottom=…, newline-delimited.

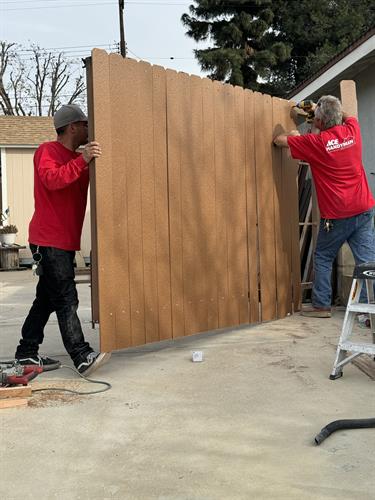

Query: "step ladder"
left=330, top=262, right=375, bottom=380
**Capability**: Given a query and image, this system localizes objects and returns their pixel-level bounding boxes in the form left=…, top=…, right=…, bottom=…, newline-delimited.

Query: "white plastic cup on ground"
left=192, top=351, right=203, bottom=362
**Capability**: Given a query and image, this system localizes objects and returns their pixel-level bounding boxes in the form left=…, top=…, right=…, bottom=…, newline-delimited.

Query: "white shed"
left=0, top=116, right=91, bottom=264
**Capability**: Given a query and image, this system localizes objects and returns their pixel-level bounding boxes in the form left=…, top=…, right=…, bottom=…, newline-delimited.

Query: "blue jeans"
left=15, top=245, right=93, bottom=367
left=313, top=208, right=375, bottom=308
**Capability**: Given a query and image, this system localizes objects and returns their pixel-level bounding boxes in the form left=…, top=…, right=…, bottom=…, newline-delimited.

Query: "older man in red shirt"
left=274, top=95, right=375, bottom=317
left=15, top=104, right=110, bottom=375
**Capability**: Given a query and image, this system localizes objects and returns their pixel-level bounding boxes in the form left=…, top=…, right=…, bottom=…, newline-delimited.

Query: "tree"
left=182, top=0, right=375, bottom=96
left=270, top=0, right=375, bottom=95
left=0, top=41, right=86, bottom=116
left=181, top=0, right=291, bottom=91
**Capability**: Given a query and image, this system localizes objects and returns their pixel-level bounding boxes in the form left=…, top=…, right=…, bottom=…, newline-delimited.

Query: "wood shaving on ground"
left=29, top=379, right=89, bottom=408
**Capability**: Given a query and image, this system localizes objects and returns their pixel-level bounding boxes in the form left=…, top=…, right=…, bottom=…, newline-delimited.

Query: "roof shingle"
left=0, top=116, right=55, bottom=146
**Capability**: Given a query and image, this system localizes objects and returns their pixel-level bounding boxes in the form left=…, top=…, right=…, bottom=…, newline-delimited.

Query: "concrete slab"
left=0, top=270, right=374, bottom=500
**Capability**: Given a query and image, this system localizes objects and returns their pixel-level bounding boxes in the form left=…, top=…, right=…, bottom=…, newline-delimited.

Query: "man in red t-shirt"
left=15, top=104, right=110, bottom=374
left=274, top=95, right=375, bottom=317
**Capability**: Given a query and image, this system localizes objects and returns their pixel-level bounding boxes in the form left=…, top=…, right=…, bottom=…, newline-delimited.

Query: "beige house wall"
left=2, top=147, right=91, bottom=262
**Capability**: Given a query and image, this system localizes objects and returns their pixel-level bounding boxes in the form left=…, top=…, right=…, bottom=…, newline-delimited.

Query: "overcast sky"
left=0, top=0, right=207, bottom=76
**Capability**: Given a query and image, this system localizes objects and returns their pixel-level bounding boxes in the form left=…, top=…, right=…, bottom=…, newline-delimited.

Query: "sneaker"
left=76, top=352, right=111, bottom=377
left=301, top=306, right=332, bottom=318
left=16, top=355, right=61, bottom=371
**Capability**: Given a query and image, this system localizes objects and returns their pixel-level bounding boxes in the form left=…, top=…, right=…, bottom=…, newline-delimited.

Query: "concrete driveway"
left=0, top=270, right=374, bottom=500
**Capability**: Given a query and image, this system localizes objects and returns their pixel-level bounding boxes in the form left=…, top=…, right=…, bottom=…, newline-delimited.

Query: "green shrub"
left=0, top=224, right=18, bottom=234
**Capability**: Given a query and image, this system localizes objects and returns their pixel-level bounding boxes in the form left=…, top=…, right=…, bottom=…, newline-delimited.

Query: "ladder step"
left=340, top=341, right=375, bottom=355
left=347, top=303, right=375, bottom=314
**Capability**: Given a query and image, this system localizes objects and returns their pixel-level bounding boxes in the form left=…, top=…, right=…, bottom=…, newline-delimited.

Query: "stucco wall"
left=356, top=64, right=375, bottom=195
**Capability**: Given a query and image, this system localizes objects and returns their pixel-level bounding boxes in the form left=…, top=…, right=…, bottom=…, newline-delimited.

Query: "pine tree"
left=271, top=0, right=375, bottom=94
left=181, top=0, right=291, bottom=91
left=182, top=0, right=375, bottom=96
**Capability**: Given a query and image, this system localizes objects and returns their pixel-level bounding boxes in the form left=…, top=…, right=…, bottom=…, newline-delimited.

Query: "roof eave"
left=289, top=33, right=375, bottom=101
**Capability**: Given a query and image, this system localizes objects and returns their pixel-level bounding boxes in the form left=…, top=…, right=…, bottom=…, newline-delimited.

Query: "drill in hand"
left=296, top=100, right=316, bottom=123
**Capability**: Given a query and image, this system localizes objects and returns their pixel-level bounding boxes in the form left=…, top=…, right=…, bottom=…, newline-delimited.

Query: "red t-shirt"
left=287, top=117, right=374, bottom=219
left=29, top=141, right=89, bottom=251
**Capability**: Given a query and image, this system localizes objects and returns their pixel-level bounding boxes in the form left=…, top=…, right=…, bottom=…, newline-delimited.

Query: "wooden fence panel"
left=88, top=51, right=300, bottom=351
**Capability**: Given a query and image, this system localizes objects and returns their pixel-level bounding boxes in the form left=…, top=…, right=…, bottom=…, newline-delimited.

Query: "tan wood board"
left=0, top=386, right=32, bottom=399
left=352, top=355, right=375, bottom=381
left=0, top=398, right=28, bottom=409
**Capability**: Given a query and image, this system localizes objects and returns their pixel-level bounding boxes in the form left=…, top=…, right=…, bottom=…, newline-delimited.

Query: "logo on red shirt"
left=325, top=136, right=355, bottom=152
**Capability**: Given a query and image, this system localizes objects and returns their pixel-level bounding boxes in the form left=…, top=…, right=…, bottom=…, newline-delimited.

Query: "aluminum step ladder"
left=330, top=262, right=375, bottom=380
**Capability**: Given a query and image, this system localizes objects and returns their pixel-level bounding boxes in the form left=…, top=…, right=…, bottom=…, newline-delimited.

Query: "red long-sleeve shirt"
left=29, top=141, right=89, bottom=251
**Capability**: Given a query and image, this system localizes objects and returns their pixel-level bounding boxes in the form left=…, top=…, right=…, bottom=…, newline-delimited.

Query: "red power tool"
left=0, top=363, right=43, bottom=386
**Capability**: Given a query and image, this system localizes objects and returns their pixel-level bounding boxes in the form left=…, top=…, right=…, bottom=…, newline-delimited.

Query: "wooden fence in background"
left=87, top=49, right=300, bottom=352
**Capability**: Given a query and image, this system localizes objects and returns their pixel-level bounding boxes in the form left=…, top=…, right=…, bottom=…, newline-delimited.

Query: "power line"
left=2, top=2, right=117, bottom=11
left=1, top=0, right=189, bottom=9
left=16, top=44, right=118, bottom=52
left=2, top=0, right=188, bottom=3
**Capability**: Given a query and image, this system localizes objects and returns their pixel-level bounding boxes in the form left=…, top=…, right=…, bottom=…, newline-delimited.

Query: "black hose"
left=315, top=418, right=375, bottom=445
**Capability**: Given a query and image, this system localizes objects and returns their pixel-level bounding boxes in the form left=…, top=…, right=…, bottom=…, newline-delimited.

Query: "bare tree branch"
left=0, top=42, right=16, bottom=115
left=0, top=40, right=86, bottom=116
left=67, top=74, right=86, bottom=105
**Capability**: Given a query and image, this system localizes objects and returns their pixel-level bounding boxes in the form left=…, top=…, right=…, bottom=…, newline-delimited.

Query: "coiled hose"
left=315, top=418, right=375, bottom=445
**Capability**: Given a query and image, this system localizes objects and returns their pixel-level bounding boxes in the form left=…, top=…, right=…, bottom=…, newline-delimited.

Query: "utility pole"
left=118, top=0, right=126, bottom=57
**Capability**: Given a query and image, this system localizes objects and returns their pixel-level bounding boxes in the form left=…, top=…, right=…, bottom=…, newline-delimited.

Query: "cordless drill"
left=295, top=100, right=316, bottom=123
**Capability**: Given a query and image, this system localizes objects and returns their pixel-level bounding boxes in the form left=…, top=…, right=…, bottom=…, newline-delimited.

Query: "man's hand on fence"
left=82, top=142, right=102, bottom=163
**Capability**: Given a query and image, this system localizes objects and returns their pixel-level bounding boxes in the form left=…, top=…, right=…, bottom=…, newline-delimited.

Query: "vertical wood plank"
left=137, top=60, right=159, bottom=344
left=202, top=77, right=219, bottom=331
left=254, top=92, right=277, bottom=321
left=340, top=80, right=358, bottom=117
left=153, top=65, right=173, bottom=341
left=213, top=81, right=231, bottom=328
left=232, top=86, right=249, bottom=325
left=281, top=99, right=301, bottom=311
left=223, top=84, right=239, bottom=325
left=85, top=57, right=99, bottom=326
left=109, top=53, right=132, bottom=349
left=90, top=49, right=116, bottom=352
left=183, top=75, right=208, bottom=335
left=123, top=59, right=146, bottom=346
left=244, top=89, right=260, bottom=323
left=167, top=70, right=185, bottom=338
left=272, top=97, right=291, bottom=317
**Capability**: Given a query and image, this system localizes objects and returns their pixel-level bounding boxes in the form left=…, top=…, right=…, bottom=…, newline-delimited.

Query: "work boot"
left=301, top=306, right=332, bottom=318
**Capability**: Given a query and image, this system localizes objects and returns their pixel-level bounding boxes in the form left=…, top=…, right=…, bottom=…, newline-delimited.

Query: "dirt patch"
left=29, top=379, right=89, bottom=408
